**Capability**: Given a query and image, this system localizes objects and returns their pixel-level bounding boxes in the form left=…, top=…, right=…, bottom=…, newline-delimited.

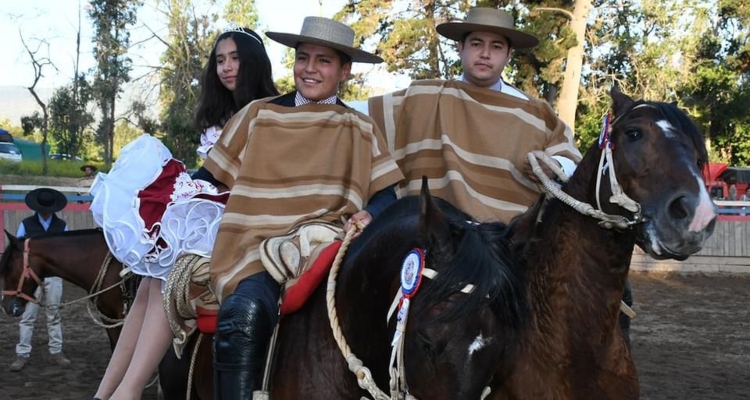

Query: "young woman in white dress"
left=91, top=27, right=279, bottom=400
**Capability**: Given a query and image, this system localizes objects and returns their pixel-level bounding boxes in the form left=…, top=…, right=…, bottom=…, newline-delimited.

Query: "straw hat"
left=80, top=164, right=98, bottom=172
left=266, top=17, right=383, bottom=64
left=436, top=8, right=539, bottom=50
left=25, top=188, right=67, bottom=213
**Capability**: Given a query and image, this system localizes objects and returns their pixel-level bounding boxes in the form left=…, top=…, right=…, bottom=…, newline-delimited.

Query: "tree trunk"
left=557, top=0, right=592, bottom=131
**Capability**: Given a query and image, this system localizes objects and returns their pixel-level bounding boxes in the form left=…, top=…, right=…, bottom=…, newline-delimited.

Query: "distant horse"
left=163, top=182, right=528, bottom=400
left=490, top=87, right=717, bottom=399
left=1, top=229, right=130, bottom=350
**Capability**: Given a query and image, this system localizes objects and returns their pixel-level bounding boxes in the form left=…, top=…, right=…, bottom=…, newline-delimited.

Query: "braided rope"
left=527, top=151, right=637, bottom=317
left=163, top=254, right=204, bottom=345
left=326, top=223, right=393, bottom=400
left=41, top=252, right=128, bottom=328
left=526, top=151, right=640, bottom=230
left=84, top=252, right=128, bottom=328
left=185, top=332, right=204, bottom=400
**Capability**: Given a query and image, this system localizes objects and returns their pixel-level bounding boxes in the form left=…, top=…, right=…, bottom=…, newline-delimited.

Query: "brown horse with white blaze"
left=493, top=87, right=716, bottom=399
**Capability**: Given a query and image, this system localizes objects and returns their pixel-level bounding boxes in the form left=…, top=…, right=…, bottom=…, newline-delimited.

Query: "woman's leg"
left=110, top=278, right=173, bottom=400
left=94, top=277, right=151, bottom=399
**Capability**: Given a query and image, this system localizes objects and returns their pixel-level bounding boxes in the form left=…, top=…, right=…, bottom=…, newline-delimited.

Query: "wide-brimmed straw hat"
left=25, top=188, right=67, bottom=213
left=266, top=17, right=383, bottom=64
left=436, top=8, right=539, bottom=50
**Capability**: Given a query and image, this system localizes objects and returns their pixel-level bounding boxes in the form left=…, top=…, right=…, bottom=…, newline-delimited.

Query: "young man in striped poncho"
left=364, top=7, right=633, bottom=351
left=193, top=17, right=404, bottom=399
left=366, top=7, right=582, bottom=223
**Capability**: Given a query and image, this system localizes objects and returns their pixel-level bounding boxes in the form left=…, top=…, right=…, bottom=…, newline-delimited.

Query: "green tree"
left=88, top=0, right=142, bottom=167
left=335, top=0, right=471, bottom=80
left=48, top=75, right=95, bottom=159
left=156, top=0, right=260, bottom=166
left=679, top=0, right=750, bottom=165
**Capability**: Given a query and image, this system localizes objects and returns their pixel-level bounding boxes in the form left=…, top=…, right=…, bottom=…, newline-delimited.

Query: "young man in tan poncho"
left=190, top=17, right=404, bottom=399
left=364, top=7, right=633, bottom=350
left=365, top=7, right=582, bottom=223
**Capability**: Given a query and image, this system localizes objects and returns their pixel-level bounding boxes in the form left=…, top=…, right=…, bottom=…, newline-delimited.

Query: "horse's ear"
left=610, top=85, right=634, bottom=117
left=4, top=229, right=20, bottom=248
left=419, top=176, right=450, bottom=245
left=507, top=194, right=544, bottom=261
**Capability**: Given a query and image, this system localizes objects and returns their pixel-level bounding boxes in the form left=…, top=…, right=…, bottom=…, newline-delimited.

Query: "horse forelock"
left=652, top=101, right=708, bottom=166
left=623, top=100, right=707, bottom=165
left=415, top=211, right=527, bottom=329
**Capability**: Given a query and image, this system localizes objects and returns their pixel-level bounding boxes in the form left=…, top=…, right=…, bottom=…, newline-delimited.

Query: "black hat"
left=25, top=188, right=67, bottom=213
left=80, top=164, right=98, bottom=172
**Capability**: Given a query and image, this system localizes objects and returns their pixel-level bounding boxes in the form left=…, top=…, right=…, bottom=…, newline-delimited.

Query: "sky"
left=0, top=0, right=397, bottom=93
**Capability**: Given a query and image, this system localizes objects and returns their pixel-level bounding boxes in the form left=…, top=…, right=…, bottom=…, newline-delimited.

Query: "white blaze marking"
left=468, top=333, right=487, bottom=356
left=656, top=120, right=677, bottom=138
left=689, top=173, right=716, bottom=232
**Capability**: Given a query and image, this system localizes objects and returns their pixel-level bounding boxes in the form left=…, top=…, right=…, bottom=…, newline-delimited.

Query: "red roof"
left=704, top=162, right=728, bottom=183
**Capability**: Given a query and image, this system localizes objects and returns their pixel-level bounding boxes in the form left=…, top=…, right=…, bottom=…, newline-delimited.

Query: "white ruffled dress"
left=90, top=133, right=227, bottom=281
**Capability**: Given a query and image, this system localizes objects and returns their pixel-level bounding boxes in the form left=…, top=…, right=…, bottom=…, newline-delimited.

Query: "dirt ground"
left=0, top=282, right=159, bottom=400
left=1, top=272, right=749, bottom=400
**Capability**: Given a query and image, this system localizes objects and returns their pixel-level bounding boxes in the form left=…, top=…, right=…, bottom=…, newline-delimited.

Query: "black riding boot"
left=620, top=280, right=633, bottom=349
left=213, top=294, right=273, bottom=400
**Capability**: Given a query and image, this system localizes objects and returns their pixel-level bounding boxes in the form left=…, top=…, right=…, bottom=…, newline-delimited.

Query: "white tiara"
left=223, top=26, right=263, bottom=46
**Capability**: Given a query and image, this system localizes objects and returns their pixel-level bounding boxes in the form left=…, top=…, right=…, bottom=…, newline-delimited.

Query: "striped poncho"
left=204, top=98, right=404, bottom=301
left=367, top=80, right=582, bottom=224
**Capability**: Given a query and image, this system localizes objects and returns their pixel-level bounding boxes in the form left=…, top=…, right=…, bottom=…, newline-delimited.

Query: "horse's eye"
left=697, top=159, right=705, bottom=169
left=624, top=128, right=642, bottom=140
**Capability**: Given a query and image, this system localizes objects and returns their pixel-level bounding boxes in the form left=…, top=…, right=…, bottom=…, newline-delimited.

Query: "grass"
left=0, top=160, right=105, bottom=187
left=0, top=159, right=106, bottom=178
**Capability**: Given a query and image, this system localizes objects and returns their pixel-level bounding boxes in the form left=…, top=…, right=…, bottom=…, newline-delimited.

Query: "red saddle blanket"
left=196, top=240, right=342, bottom=334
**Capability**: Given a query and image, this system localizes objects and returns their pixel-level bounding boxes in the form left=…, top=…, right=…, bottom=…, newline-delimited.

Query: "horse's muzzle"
left=2, top=298, right=26, bottom=317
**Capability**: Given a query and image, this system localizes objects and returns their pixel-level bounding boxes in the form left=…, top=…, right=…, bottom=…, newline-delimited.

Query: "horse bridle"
left=2, top=239, right=43, bottom=304
left=528, top=104, right=658, bottom=230
left=383, top=248, right=491, bottom=400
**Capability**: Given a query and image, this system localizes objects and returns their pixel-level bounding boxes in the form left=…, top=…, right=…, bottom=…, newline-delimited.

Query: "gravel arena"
left=1, top=272, right=749, bottom=399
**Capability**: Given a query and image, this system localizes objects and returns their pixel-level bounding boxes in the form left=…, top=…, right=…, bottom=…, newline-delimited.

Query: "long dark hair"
left=194, top=27, right=279, bottom=130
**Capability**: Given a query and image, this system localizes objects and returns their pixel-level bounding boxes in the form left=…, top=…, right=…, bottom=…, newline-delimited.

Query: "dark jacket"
left=21, top=213, right=67, bottom=238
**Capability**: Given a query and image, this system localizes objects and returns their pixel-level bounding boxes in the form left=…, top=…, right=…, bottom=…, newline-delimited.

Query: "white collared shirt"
left=294, top=92, right=338, bottom=107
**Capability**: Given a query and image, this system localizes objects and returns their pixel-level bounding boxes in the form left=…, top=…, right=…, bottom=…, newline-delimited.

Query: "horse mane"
left=417, top=208, right=526, bottom=327
left=349, top=196, right=527, bottom=329
left=23, top=228, right=104, bottom=240
left=0, top=239, right=16, bottom=274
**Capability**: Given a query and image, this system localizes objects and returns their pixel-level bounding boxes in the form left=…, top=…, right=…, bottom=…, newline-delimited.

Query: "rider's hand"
left=524, top=157, right=561, bottom=183
left=344, top=210, right=373, bottom=237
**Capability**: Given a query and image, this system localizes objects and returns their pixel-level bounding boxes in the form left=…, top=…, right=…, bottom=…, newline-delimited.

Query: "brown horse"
left=0, top=229, right=130, bottom=350
left=160, top=87, right=717, bottom=399
left=161, top=181, right=527, bottom=400
left=490, top=87, right=717, bottom=399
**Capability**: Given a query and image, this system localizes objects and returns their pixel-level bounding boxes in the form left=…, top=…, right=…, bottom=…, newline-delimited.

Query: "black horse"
left=164, top=181, right=528, bottom=399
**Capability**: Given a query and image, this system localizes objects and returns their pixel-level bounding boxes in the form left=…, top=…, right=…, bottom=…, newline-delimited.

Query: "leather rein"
left=2, top=239, right=43, bottom=303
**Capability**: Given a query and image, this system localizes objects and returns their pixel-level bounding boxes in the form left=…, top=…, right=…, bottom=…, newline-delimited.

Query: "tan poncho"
left=368, top=80, right=582, bottom=223
left=204, top=99, right=404, bottom=301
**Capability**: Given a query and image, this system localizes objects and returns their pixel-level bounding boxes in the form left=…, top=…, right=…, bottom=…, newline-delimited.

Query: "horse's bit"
left=2, top=239, right=43, bottom=304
